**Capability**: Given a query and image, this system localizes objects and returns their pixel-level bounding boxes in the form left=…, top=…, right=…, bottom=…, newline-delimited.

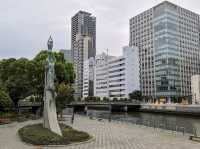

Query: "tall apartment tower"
left=71, top=11, right=96, bottom=59
left=73, top=34, right=93, bottom=98
left=71, top=11, right=96, bottom=98
left=130, top=1, right=200, bottom=100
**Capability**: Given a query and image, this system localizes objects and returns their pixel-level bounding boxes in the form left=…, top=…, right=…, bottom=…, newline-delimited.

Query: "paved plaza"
left=0, top=115, right=200, bottom=149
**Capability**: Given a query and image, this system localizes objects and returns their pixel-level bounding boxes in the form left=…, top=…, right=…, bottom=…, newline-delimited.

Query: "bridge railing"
left=18, top=101, right=42, bottom=107
left=70, top=100, right=141, bottom=105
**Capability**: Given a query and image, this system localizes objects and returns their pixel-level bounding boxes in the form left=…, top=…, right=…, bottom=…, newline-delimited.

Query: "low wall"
left=140, top=104, right=200, bottom=115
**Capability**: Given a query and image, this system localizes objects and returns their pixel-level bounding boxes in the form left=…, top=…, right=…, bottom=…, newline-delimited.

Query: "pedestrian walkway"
left=0, top=115, right=199, bottom=149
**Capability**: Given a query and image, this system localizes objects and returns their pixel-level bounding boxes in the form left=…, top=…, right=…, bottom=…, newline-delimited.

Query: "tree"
left=3, top=58, right=31, bottom=108
left=33, top=51, right=75, bottom=100
left=129, top=90, right=142, bottom=101
left=0, top=89, right=13, bottom=111
left=0, top=58, right=16, bottom=83
left=26, top=60, right=44, bottom=101
left=113, top=97, right=118, bottom=102
left=56, top=83, right=74, bottom=117
left=103, top=97, right=109, bottom=102
left=0, top=50, right=75, bottom=111
left=171, top=96, right=179, bottom=103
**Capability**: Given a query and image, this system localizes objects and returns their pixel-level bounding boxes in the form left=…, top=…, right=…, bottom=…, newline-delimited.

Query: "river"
left=86, top=110, right=200, bottom=134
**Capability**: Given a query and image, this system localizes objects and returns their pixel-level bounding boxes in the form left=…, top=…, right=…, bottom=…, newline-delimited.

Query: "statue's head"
left=47, top=36, right=53, bottom=50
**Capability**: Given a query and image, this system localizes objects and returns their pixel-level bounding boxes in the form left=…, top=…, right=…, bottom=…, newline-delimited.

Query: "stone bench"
left=61, top=108, right=74, bottom=124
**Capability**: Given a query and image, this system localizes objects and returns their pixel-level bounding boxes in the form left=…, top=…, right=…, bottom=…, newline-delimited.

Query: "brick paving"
left=0, top=115, right=199, bottom=149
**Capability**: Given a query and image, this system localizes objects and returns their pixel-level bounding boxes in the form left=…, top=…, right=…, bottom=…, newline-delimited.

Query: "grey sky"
left=0, top=0, right=200, bottom=59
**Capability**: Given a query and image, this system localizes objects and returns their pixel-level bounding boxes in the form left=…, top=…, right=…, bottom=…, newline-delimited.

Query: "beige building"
left=191, top=75, right=200, bottom=104
left=73, top=34, right=92, bottom=98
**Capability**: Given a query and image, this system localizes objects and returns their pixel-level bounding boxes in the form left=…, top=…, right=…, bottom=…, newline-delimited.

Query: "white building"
left=93, top=46, right=139, bottom=99
left=191, top=75, right=200, bottom=104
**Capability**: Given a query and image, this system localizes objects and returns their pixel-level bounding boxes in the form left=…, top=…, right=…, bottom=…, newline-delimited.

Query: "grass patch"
left=18, top=123, right=91, bottom=145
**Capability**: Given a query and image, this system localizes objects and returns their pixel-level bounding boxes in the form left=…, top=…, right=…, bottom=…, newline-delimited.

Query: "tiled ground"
left=0, top=115, right=199, bottom=149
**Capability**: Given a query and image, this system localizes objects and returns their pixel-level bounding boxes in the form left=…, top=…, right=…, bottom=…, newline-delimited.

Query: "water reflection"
left=86, top=109, right=200, bottom=134
left=111, top=112, right=200, bottom=134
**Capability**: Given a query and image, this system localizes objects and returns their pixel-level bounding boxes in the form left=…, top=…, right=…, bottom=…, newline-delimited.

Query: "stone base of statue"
left=43, top=88, right=62, bottom=136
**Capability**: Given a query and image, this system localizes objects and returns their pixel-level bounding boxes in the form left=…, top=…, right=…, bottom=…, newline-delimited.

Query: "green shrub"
left=84, top=96, right=101, bottom=102
left=113, top=97, right=118, bottom=102
left=77, top=97, right=82, bottom=102
left=18, top=124, right=63, bottom=145
left=103, top=97, right=109, bottom=102
left=18, top=123, right=91, bottom=145
left=0, top=89, right=13, bottom=111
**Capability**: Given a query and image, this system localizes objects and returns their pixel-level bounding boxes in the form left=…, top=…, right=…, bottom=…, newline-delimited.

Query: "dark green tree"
left=0, top=89, right=13, bottom=111
left=2, top=58, right=31, bottom=107
left=56, top=82, right=74, bottom=117
left=103, top=97, right=109, bottom=102
left=0, top=50, right=75, bottom=110
left=32, top=50, right=75, bottom=100
left=113, top=97, right=118, bottom=102
left=129, top=90, right=142, bottom=101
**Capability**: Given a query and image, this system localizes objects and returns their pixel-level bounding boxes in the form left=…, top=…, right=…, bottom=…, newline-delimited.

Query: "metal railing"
left=98, top=114, right=189, bottom=136
left=118, top=118, right=187, bottom=136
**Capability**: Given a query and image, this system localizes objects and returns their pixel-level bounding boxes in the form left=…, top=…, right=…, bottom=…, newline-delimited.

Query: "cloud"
left=0, top=0, right=200, bottom=59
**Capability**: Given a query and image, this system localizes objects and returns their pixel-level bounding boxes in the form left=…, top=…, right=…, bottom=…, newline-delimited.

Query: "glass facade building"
left=130, top=1, right=200, bottom=100
left=154, top=2, right=181, bottom=97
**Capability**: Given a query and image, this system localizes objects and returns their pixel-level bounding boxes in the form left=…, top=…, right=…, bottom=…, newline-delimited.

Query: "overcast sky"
left=0, top=0, right=200, bottom=59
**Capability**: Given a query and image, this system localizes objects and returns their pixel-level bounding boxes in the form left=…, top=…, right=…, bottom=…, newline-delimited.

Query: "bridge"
left=17, top=100, right=141, bottom=113
left=18, top=101, right=42, bottom=114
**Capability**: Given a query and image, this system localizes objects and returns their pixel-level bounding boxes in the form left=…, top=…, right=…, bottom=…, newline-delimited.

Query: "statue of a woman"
left=43, top=36, right=62, bottom=136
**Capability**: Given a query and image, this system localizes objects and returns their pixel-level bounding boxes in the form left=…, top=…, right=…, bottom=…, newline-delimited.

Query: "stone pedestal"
left=43, top=89, right=62, bottom=136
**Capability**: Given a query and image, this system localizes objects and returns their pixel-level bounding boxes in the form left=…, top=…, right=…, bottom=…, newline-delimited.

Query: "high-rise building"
left=129, top=1, right=200, bottom=101
left=71, top=11, right=96, bottom=59
left=60, top=49, right=72, bottom=62
left=73, top=34, right=93, bottom=98
left=71, top=11, right=96, bottom=98
left=92, top=46, right=139, bottom=99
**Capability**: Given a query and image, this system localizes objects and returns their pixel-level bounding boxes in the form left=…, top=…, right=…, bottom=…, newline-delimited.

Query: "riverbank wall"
left=140, top=104, right=200, bottom=116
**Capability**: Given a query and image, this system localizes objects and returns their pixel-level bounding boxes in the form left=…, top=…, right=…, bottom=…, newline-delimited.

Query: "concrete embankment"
left=140, top=104, right=200, bottom=116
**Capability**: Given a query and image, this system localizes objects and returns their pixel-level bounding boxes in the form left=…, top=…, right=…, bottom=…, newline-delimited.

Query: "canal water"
left=86, top=110, right=200, bottom=134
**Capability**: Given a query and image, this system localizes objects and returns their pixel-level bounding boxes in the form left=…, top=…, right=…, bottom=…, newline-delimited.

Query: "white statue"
left=43, top=36, right=62, bottom=136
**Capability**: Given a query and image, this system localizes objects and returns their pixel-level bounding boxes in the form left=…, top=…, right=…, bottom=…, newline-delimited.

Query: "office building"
left=93, top=46, right=139, bottom=99
left=129, top=1, right=200, bottom=101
